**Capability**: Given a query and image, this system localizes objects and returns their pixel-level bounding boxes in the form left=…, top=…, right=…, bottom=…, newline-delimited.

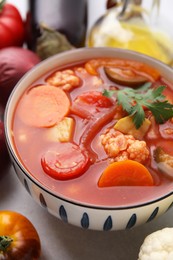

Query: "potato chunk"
left=114, top=115, right=151, bottom=139
left=46, top=117, right=74, bottom=142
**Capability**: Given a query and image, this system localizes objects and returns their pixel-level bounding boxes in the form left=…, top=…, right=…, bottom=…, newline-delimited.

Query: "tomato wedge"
left=41, top=143, right=90, bottom=180
left=71, top=91, right=114, bottom=118
left=77, top=91, right=113, bottom=107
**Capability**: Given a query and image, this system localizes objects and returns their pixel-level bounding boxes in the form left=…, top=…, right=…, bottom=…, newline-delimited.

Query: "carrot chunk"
left=18, top=85, right=70, bottom=127
left=98, top=160, right=154, bottom=187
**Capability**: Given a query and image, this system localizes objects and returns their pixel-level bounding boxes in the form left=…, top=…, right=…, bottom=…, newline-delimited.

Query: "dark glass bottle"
left=26, top=0, right=88, bottom=51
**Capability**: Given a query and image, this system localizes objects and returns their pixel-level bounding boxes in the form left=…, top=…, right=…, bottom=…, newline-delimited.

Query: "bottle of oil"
left=87, top=0, right=173, bottom=65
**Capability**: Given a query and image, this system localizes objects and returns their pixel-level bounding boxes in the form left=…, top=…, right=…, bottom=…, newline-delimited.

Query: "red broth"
left=12, top=58, right=173, bottom=207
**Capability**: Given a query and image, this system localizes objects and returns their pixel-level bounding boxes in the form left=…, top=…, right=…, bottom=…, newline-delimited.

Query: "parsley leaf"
left=103, top=83, right=173, bottom=129
left=117, top=90, right=133, bottom=114
left=147, top=101, right=173, bottom=124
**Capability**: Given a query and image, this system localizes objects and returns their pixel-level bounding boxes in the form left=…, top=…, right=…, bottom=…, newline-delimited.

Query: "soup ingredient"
left=75, top=91, right=114, bottom=109
left=46, top=69, right=80, bottom=91
left=85, top=58, right=160, bottom=81
left=0, top=47, right=40, bottom=105
left=98, top=160, right=154, bottom=187
left=41, top=142, right=89, bottom=180
left=0, top=1, right=25, bottom=49
left=154, top=147, right=173, bottom=179
left=46, top=117, right=74, bottom=142
left=138, top=228, right=173, bottom=260
left=104, top=67, right=148, bottom=87
left=101, top=128, right=149, bottom=163
left=18, top=85, right=70, bottom=128
left=80, top=105, right=119, bottom=163
left=71, top=91, right=114, bottom=118
left=0, top=210, right=41, bottom=259
left=114, top=116, right=151, bottom=139
left=104, top=83, right=173, bottom=129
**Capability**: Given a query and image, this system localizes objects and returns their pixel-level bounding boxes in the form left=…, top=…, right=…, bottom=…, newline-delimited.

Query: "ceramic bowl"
left=4, top=47, right=173, bottom=231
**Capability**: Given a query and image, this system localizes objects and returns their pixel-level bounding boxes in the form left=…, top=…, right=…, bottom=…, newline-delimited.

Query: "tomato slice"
left=41, top=143, right=90, bottom=180
left=71, top=91, right=114, bottom=118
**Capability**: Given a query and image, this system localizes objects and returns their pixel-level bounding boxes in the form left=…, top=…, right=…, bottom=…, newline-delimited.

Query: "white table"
left=2, top=1, right=173, bottom=259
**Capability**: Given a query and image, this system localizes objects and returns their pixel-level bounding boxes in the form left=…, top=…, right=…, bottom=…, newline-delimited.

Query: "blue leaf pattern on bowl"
left=147, top=207, right=159, bottom=222
left=39, top=193, right=47, bottom=208
left=126, top=214, right=136, bottom=229
left=59, top=205, right=68, bottom=223
left=103, top=216, right=112, bottom=231
left=24, top=178, right=31, bottom=195
left=81, top=212, right=89, bottom=229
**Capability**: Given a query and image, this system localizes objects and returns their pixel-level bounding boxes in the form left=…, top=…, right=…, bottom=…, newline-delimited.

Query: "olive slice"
left=104, top=67, right=148, bottom=87
left=154, top=147, right=173, bottom=179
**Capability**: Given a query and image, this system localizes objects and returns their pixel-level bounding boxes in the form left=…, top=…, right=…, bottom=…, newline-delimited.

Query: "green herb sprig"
left=103, top=83, right=173, bottom=129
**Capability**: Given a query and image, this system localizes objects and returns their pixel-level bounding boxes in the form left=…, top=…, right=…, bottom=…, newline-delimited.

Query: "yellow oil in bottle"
left=87, top=11, right=173, bottom=65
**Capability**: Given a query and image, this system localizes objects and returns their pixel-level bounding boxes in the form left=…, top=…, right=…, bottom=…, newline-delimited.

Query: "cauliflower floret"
left=127, top=140, right=149, bottom=162
left=46, top=69, right=80, bottom=91
left=100, top=128, right=149, bottom=164
left=101, top=128, right=129, bottom=156
left=138, top=228, right=173, bottom=260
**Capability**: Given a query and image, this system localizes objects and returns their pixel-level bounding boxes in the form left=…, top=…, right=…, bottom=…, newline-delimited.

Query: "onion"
left=0, top=47, right=40, bottom=106
left=0, top=104, right=10, bottom=173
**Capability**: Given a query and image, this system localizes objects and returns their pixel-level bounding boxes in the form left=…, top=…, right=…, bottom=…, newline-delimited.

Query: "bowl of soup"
left=4, top=47, right=173, bottom=231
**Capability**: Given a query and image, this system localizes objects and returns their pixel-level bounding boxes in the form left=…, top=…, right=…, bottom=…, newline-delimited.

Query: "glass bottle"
left=87, top=0, right=173, bottom=65
left=26, top=0, right=88, bottom=51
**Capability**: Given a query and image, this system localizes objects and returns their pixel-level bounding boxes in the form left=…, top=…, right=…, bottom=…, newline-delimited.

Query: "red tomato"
left=41, top=142, right=90, bottom=180
left=0, top=211, right=41, bottom=259
left=0, top=3, right=25, bottom=48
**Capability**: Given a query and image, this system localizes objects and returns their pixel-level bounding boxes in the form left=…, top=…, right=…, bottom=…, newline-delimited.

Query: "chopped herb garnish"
left=103, top=83, right=173, bottom=129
